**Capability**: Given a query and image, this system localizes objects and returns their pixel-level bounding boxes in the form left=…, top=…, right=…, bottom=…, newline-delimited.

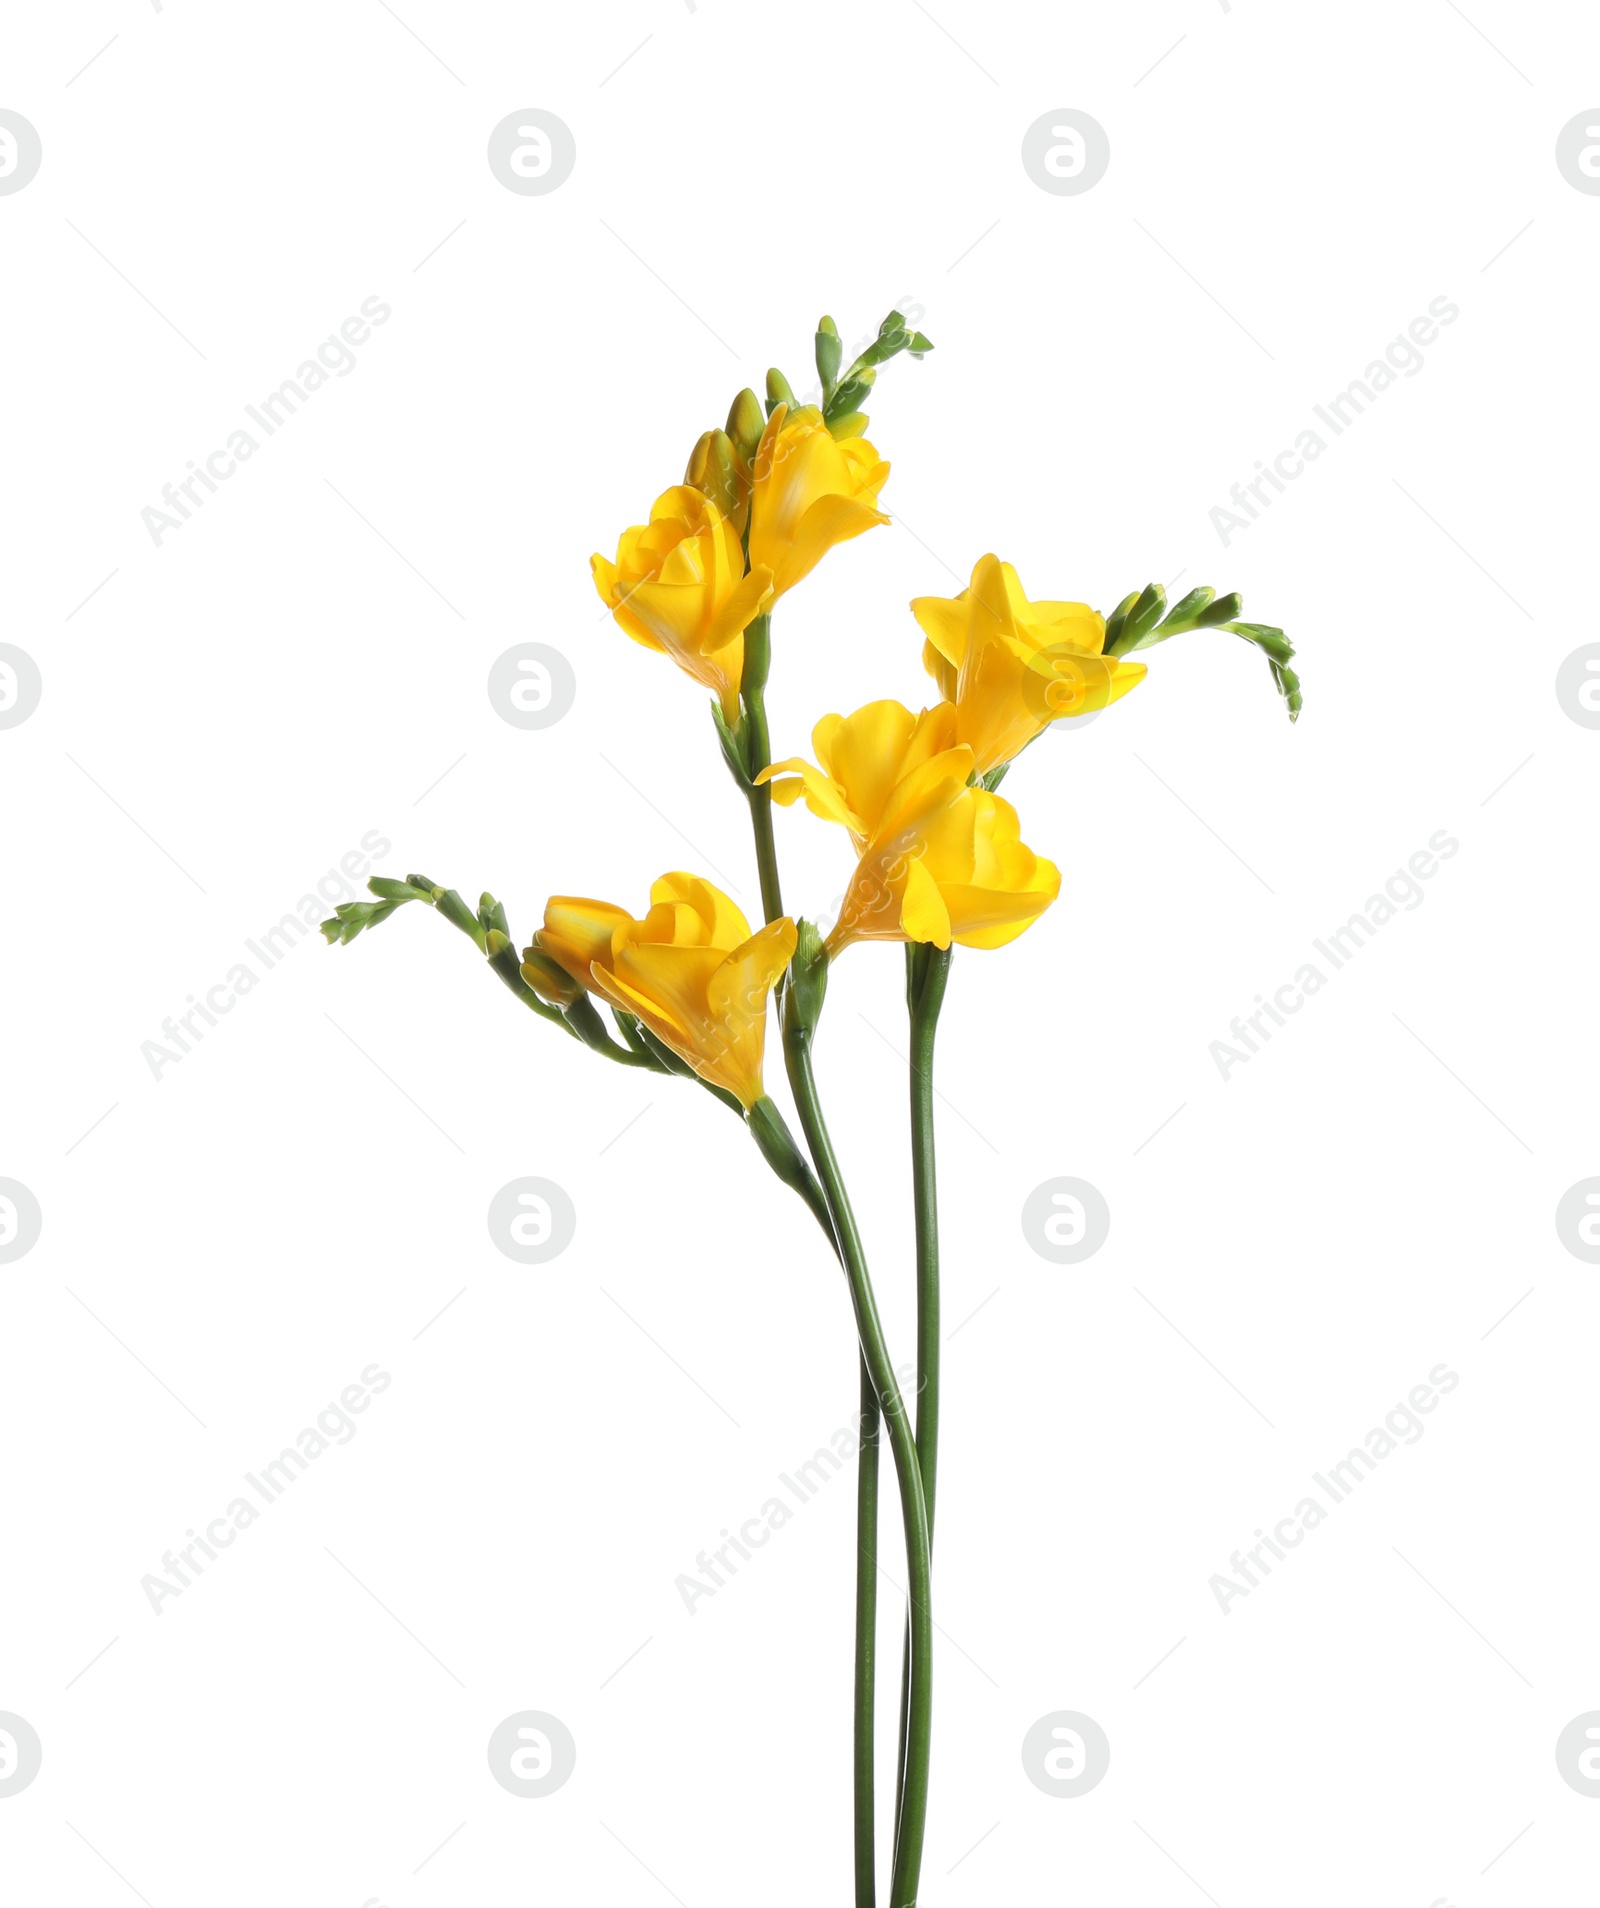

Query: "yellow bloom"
left=912, top=553, right=1147, bottom=775
left=592, top=486, right=774, bottom=719
left=525, top=874, right=795, bottom=1110
left=758, top=700, right=1060, bottom=955
left=748, top=403, right=890, bottom=598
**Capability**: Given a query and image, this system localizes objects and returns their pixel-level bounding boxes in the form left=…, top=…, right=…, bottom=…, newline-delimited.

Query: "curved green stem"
left=785, top=1015, right=933, bottom=1908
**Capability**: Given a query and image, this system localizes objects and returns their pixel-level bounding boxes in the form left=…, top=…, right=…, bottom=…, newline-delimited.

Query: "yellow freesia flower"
left=592, top=486, right=774, bottom=719
left=758, top=700, right=1060, bottom=955
left=524, top=873, right=796, bottom=1110
left=912, top=553, right=1147, bottom=774
left=748, top=403, right=890, bottom=598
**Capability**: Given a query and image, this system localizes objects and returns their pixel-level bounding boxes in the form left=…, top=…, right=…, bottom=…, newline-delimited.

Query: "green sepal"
left=564, top=994, right=630, bottom=1057
left=478, top=892, right=510, bottom=940
left=611, top=1010, right=661, bottom=1065
left=784, top=919, right=830, bottom=1042
left=485, top=928, right=570, bottom=1027
left=748, top=1095, right=834, bottom=1234
left=710, top=698, right=753, bottom=789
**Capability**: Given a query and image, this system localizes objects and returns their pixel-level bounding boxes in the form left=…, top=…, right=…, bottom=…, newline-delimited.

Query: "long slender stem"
left=892, top=942, right=952, bottom=1843
left=853, top=1354, right=880, bottom=1907
left=786, top=1021, right=933, bottom=1908
left=908, top=948, right=951, bottom=1527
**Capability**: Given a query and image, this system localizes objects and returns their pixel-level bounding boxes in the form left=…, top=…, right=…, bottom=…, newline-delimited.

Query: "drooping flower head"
left=525, top=873, right=795, bottom=1110
left=758, top=700, right=1060, bottom=957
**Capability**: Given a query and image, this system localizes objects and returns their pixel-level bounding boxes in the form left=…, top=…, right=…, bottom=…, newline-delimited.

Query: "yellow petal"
left=899, top=856, right=952, bottom=947
left=1032, top=600, right=1108, bottom=653
left=706, top=565, right=775, bottom=655
left=775, top=493, right=890, bottom=596
left=756, top=757, right=863, bottom=834
left=812, top=701, right=919, bottom=837
left=910, top=593, right=970, bottom=672
left=537, top=898, right=632, bottom=990
left=645, top=872, right=752, bottom=950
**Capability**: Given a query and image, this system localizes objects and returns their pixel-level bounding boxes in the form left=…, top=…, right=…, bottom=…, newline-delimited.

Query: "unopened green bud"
left=765, top=367, right=797, bottom=416
left=815, top=315, right=843, bottom=399
left=1126, top=583, right=1166, bottom=644
left=784, top=918, right=830, bottom=1042
left=726, top=388, right=765, bottom=462
left=826, top=368, right=875, bottom=419
left=1199, top=591, right=1243, bottom=627
left=1103, top=592, right=1143, bottom=655
left=520, top=945, right=581, bottom=1008
left=431, top=886, right=485, bottom=948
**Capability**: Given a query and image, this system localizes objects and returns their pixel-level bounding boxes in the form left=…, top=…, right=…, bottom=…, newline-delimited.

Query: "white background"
left=2, top=2, right=1594, bottom=1902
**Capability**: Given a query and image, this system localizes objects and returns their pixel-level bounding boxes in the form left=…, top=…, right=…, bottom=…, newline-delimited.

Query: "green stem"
left=785, top=1015, right=933, bottom=1908
left=740, top=614, right=785, bottom=924
left=908, top=944, right=951, bottom=1531
left=892, top=942, right=952, bottom=1847
left=853, top=1354, right=880, bottom=1908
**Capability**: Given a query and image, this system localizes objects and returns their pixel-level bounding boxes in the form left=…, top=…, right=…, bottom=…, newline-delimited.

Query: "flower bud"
left=520, top=945, right=582, bottom=1008
left=684, top=428, right=743, bottom=527
left=815, top=315, right=843, bottom=399
left=726, top=388, right=765, bottom=463
left=784, top=918, right=831, bottom=1039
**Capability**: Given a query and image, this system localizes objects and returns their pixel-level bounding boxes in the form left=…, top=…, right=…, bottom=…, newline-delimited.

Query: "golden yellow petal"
left=774, top=493, right=889, bottom=596
left=644, top=873, right=752, bottom=952
left=537, top=898, right=633, bottom=989
left=910, top=593, right=970, bottom=673
left=756, top=758, right=862, bottom=834
left=814, top=700, right=919, bottom=836
left=591, top=552, right=620, bottom=610
left=1031, top=600, right=1107, bottom=654
left=899, top=856, right=953, bottom=947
